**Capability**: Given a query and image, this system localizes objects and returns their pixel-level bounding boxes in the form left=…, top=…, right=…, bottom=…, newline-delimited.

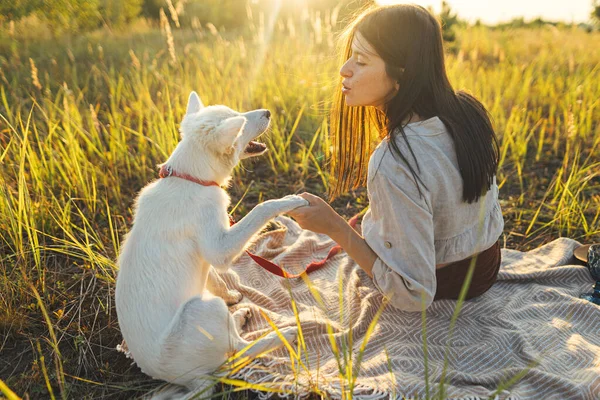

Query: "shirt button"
left=384, top=241, right=392, bottom=249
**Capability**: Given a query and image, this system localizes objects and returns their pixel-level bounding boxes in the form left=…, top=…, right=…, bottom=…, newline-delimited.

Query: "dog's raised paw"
left=281, top=195, right=309, bottom=210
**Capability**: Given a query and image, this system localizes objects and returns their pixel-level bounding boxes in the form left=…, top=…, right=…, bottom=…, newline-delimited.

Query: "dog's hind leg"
left=158, top=294, right=244, bottom=388
left=206, top=267, right=242, bottom=305
left=233, top=326, right=298, bottom=360
left=231, top=307, right=252, bottom=332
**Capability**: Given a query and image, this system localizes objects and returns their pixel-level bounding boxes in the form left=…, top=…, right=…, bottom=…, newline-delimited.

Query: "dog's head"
left=179, top=91, right=269, bottom=163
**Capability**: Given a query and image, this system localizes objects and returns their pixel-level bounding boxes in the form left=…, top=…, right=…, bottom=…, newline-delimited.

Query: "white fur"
left=115, top=91, right=308, bottom=395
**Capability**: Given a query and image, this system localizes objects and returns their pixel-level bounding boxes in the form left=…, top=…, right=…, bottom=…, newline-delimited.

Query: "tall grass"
left=0, top=7, right=599, bottom=399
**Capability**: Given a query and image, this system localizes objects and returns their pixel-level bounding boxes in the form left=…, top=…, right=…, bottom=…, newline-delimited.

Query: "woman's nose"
left=340, top=60, right=352, bottom=78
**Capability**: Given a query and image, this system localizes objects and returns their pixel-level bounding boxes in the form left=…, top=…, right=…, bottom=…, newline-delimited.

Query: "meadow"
left=0, top=7, right=599, bottom=399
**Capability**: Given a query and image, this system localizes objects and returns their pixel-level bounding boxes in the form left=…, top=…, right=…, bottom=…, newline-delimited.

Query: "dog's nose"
left=264, top=110, right=271, bottom=119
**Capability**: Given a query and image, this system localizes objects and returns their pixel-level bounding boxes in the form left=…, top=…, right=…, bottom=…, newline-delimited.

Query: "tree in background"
left=184, top=0, right=249, bottom=29
left=140, top=0, right=372, bottom=30
left=593, top=0, right=600, bottom=26
left=40, top=0, right=100, bottom=35
left=439, top=1, right=460, bottom=42
left=0, top=0, right=144, bottom=34
left=99, top=0, right=144, bottom=29
left=0, top=0, right=42, bottom=21
left=1, top=0, right=466, bottom=37
left=141, top=0, right=167, bottom=20
left=141, top=0, right=260, bottom=29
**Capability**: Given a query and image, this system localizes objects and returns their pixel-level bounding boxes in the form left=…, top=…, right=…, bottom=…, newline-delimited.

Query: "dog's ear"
left=186, top=91, right=204, bottom=115
left=217, top=116, right=246, bottom=150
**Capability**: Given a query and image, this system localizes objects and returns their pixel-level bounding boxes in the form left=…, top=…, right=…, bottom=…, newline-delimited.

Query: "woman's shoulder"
left=383, top=116, right=449, bottom=155
left=403, top=116, right=447, bottom=136
left=369, top=138, right=429, bottom=191
left=372, top=119, right=448, bottom=174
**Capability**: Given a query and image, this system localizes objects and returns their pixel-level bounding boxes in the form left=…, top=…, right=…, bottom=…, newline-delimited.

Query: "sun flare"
left=374, top=0, right=591, bottom=24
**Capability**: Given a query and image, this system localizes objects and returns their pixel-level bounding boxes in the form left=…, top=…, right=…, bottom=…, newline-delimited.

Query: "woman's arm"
left=286, top=192, right=378, bottom=277
left=288, top=177, right=437, bottom=312
left=328, top=212, right=377, bottom=278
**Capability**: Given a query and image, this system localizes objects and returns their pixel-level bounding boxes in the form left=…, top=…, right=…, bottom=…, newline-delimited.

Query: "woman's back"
left=363, top=116, right=504, bottom=265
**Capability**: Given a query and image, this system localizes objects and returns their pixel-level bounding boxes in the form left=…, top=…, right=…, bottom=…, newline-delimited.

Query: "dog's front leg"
left=206, top=195, right=308, bottom=269
left=207, top=267, right=243, bottom=305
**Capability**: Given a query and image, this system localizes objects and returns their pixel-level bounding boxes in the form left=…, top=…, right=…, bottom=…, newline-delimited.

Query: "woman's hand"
left=288, top=192, right=377, bottom=278
left=286, top=192, right=343, bottom=236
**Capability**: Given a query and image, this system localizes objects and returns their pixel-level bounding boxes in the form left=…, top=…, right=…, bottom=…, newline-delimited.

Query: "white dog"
left=115, top=91, right=308, bottom=395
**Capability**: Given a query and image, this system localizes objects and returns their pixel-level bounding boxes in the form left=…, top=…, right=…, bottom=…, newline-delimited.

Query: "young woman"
left=287, top=4, right=504, bottom=312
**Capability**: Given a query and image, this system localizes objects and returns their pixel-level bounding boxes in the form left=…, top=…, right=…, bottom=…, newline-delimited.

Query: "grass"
left=1, top=6, right=599, bottom=400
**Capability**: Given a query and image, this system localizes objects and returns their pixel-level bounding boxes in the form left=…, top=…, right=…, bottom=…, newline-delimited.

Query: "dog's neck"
left=159, top=165, right=221, bottom=187
left=163, top=140, right=234, bottom=187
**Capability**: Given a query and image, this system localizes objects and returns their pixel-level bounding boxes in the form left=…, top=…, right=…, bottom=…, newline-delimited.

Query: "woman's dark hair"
left=328, top=4, right=499, bottom=204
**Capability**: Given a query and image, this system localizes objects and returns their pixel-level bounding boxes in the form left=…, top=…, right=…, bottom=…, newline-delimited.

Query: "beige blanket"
left=218, top=216, right=600, bottom=400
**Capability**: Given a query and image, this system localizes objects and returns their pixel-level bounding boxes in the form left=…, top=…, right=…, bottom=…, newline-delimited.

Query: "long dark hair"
left=328, top=4, right=499, bottom=204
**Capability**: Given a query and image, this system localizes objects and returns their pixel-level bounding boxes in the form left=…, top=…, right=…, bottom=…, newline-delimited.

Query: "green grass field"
left=1, top=10, right=599, bottom=399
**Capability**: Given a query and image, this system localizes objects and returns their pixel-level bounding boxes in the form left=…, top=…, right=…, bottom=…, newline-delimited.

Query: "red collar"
left=159, top=165, right=220, bottom=188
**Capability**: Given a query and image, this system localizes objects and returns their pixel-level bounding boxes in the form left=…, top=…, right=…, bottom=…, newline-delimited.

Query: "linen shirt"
left=361, top=116, right=505, bottom=312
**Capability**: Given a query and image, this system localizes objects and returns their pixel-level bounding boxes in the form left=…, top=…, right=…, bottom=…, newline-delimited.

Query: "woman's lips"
left=342, top=85, right=351, bottom=94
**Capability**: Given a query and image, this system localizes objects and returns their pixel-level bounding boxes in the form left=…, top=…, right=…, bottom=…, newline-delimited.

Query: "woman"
left=288, top=4, right=504, bottom=312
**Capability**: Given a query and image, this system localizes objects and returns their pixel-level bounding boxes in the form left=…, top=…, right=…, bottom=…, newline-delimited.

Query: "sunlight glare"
left=246, top=0, right=283, bottom=104
left=374, top=0, right=591, bottom=24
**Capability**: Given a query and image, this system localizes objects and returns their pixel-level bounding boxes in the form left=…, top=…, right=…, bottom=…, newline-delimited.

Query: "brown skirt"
left=434, top=241, right=501, bottom=301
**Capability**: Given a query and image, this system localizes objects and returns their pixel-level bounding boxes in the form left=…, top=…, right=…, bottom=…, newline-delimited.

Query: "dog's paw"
left=233, top=307, right=252, bottom=330
left=225, top=290, right=243, bottom=306
left=280, top=195, right=309, bottom=210
left=279, top=326, right=299, bottom=345
left=240, top=307, right=252, bottom=323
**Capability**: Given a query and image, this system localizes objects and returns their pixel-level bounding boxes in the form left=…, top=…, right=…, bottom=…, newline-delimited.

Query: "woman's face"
left=339, top=31, right=399, bottom=110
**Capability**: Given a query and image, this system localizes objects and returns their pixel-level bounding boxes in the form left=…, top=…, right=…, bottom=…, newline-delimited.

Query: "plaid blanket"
left=217, top=216, right=600, bottom=400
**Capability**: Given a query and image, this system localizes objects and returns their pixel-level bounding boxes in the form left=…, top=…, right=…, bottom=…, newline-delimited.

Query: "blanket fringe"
left=230, top=362, right=519, bottom=400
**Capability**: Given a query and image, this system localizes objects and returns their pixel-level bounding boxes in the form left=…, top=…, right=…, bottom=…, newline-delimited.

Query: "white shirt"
left=361, top=116, right=505, bottom=311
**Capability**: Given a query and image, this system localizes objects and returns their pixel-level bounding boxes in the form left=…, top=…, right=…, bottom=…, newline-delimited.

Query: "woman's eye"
left=349, top=53, right=366, bottom=66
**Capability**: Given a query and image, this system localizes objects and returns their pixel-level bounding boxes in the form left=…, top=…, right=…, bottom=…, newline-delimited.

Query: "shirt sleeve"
left=362, top=157, right=437, bottom=312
